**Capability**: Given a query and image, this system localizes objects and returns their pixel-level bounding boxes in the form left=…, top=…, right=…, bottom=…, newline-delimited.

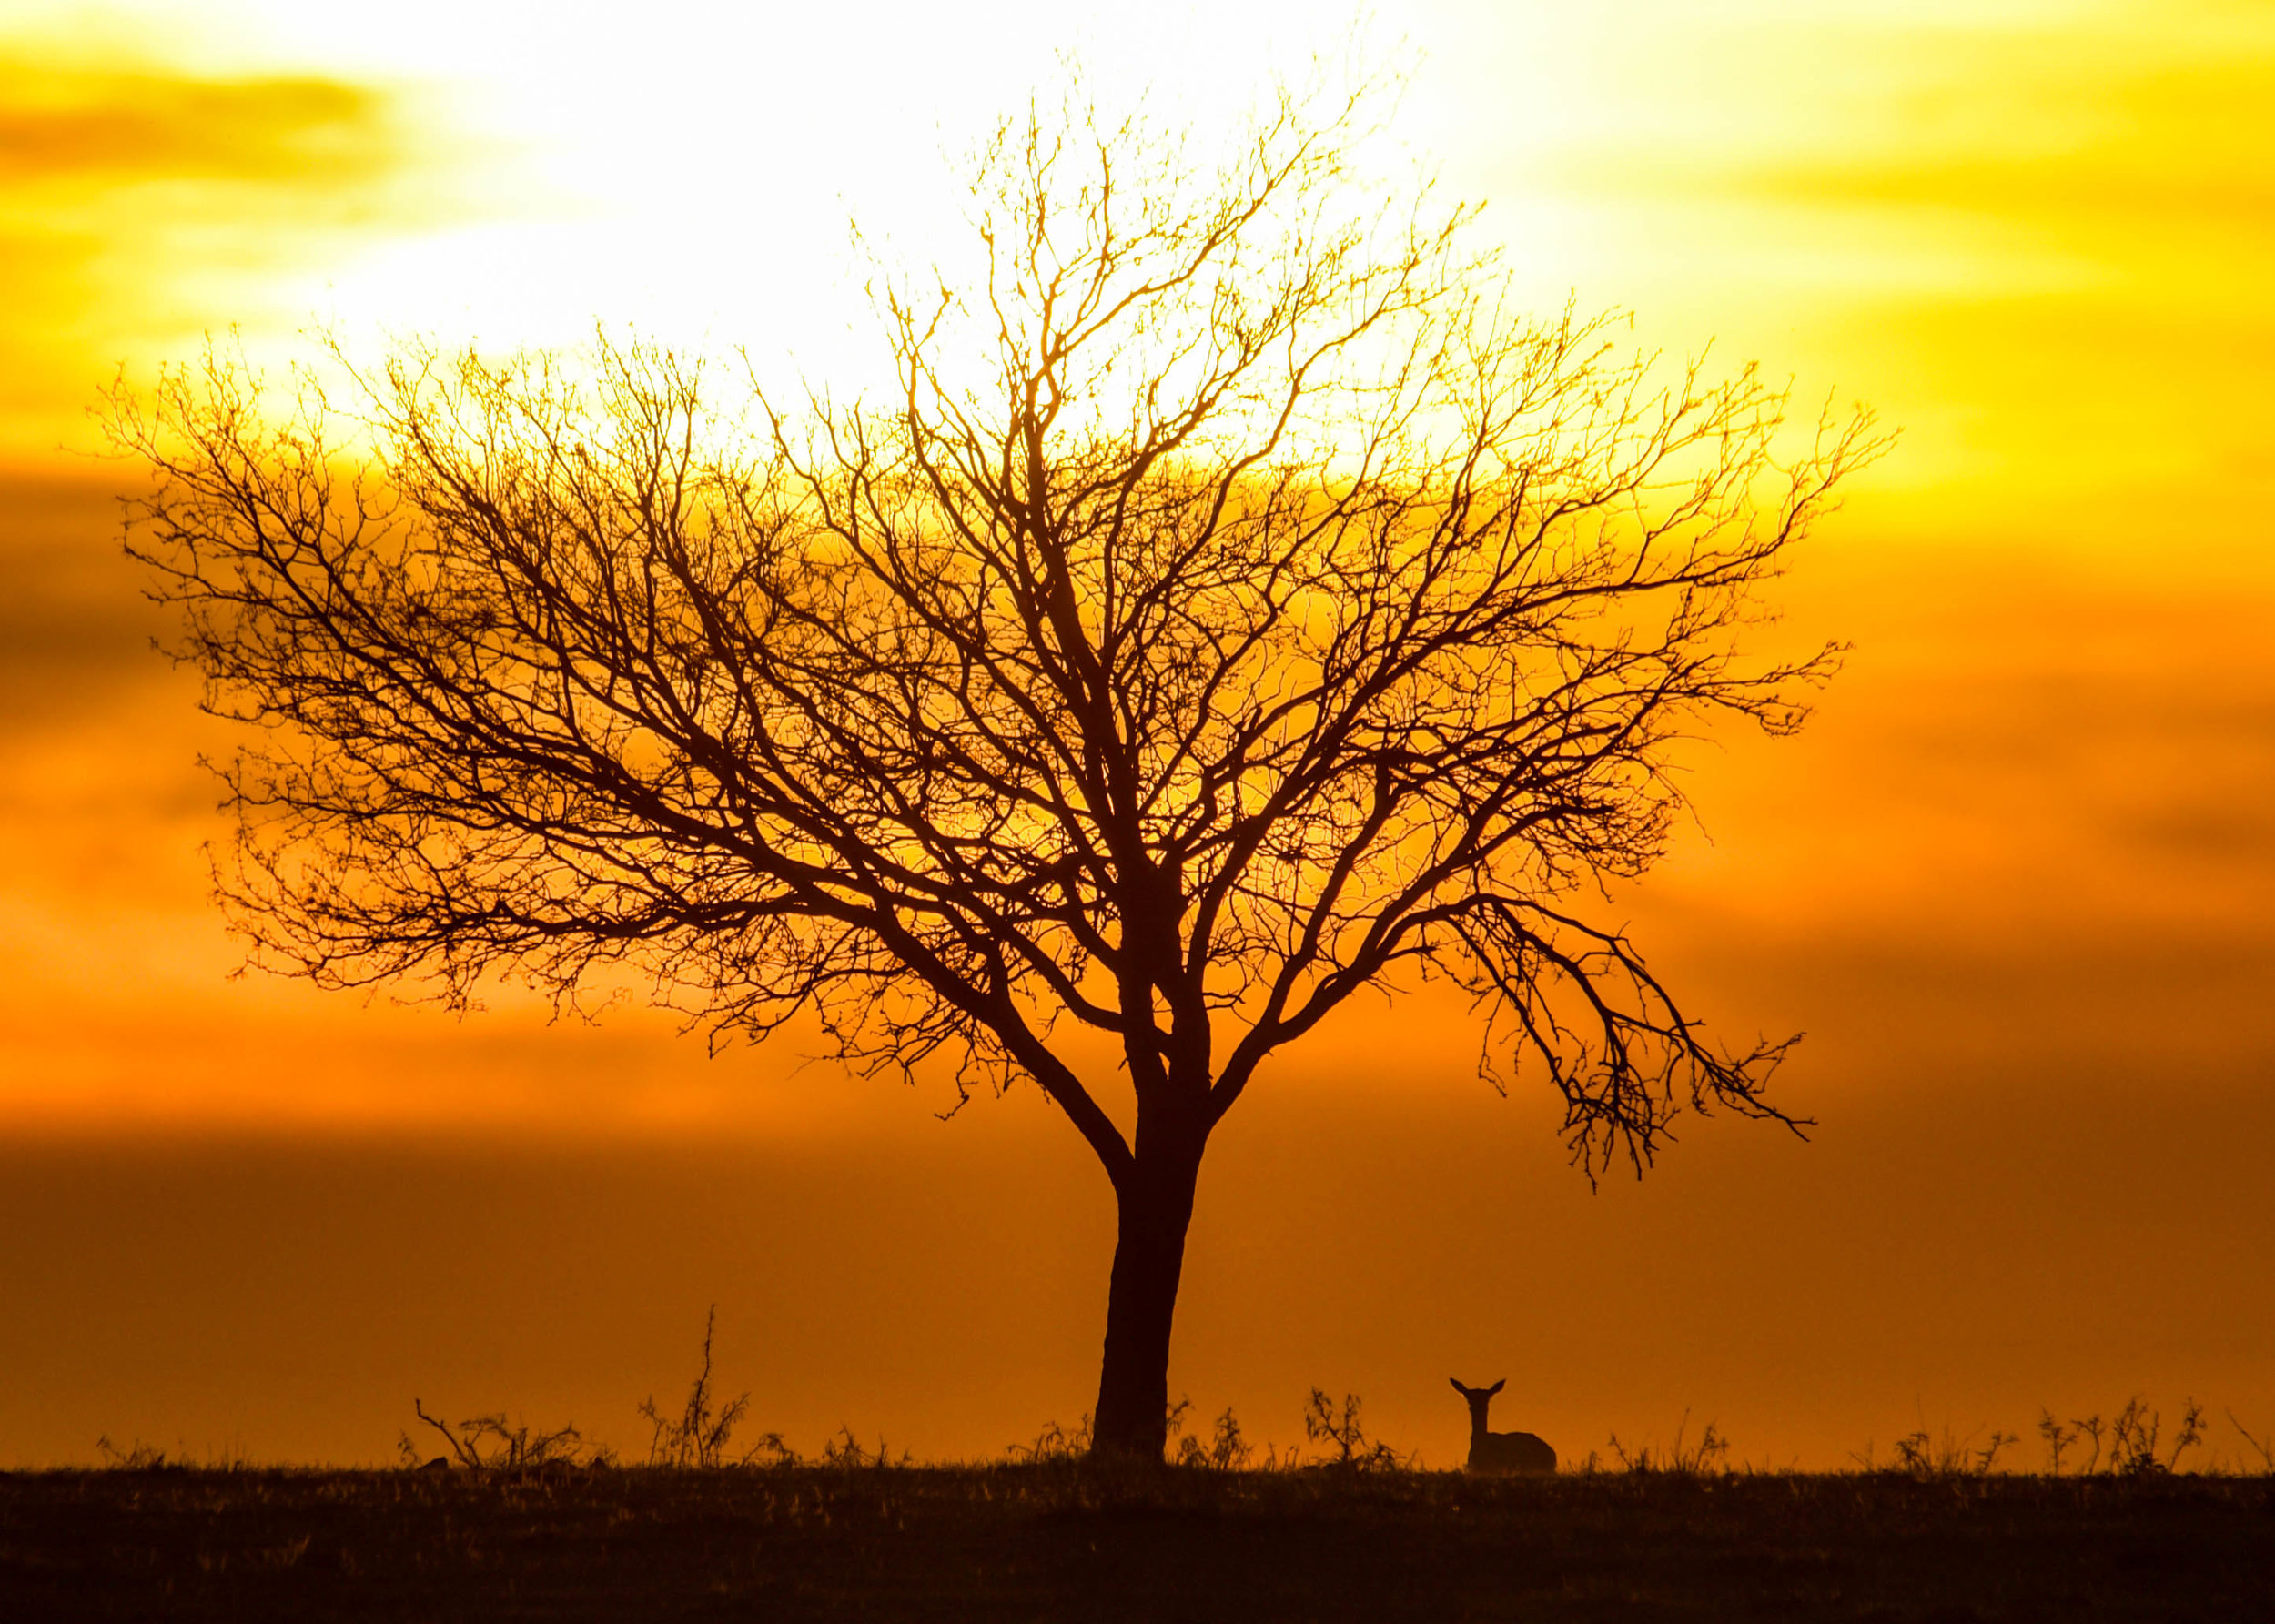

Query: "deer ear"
left=1488, top=1379, right=1505, bottom=1396
left=1449, top=1377, right=1467, bottom=1396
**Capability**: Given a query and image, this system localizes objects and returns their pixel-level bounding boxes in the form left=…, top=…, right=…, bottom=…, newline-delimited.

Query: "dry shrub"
left=638, top=1306, right=793, bottom=1468
left=399, top=1401, right=591, bottom=1471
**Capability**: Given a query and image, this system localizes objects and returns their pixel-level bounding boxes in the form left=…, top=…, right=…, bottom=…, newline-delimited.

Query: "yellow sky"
left=0, top=0, right=2270, bottom=1467
left=6, top=0, right=2270, bottom=522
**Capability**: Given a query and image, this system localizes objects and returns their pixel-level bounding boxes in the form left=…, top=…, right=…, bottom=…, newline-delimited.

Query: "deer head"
left=1449, top=1377, right=1506, bottom=1430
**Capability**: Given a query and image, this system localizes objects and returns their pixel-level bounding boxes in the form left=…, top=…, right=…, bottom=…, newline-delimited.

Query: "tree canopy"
left=116, top=81, right=1881, bottom=1458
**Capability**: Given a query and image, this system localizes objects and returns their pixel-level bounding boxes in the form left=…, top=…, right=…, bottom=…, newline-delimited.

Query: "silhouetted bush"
left=1603, top=1412, right=1733, bottom=1478
left=398, top=1400, right=593, bottom=1471
left=637, top=1306, right=794, bottom=1468
left=1302, top=1389, right=1410, bottom=1472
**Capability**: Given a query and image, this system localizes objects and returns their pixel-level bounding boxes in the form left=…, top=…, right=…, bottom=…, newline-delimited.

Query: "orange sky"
left=1, top=0, right=2270, bottom=1470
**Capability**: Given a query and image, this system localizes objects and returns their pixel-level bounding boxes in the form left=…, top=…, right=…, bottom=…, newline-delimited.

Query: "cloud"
left=0, top=472, right=173, bottom=736
left=0, top=57, right=390, bottom=187
left=0, top=51, right=452, bottom=457
left=1745, top=51, right=2275, bottom=281
left=1522, top=9, right=2275, bottom=300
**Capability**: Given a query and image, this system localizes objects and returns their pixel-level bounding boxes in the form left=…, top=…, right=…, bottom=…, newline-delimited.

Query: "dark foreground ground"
left=3, top=1465, right=2269, bottom=1622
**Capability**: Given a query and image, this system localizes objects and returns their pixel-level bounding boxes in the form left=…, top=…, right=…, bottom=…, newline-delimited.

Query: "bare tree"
left=113, top=81, right=1880, bottom=1461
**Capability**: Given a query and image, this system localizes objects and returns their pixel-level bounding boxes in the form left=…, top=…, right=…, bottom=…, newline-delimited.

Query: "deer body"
left=1450, top=1377, right=1556, bottom=1475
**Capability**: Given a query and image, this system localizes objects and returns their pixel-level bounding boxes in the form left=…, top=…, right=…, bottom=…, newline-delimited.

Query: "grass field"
left=4, top=1462, right=2269, bottom=1621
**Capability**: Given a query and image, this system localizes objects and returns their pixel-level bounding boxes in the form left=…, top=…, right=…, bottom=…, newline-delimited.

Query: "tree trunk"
left=1089, top=1118, right=1205, bottom=1462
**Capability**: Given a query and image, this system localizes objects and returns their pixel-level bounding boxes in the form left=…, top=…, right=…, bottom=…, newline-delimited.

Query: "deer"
left=1450, top=1377, right=1557, bottom=1475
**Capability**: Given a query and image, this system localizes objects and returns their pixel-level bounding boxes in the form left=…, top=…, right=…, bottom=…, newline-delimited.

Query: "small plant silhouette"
left=637, top=1306, right=791, bottom=1468
left=2046, top=1397, right=2207, bottom=1477
left=95, top=1436, right=171, bottom=1471
left=399, top=1400, right=587, bottom=1471
left=1857, top=1397, right=2214, bottom=1478
left=2107, top=1396, right=2205, bottom=1475
left=1303, top=1389, right=1404, bottom=1472
left=2037, top=1409, right=2078, bottom=1474
left=1890, top=1424, right=2017, bottom=1478
left=819, top=1427, right=909, bottom=1470
left=2227, top=1411, right=2274, bottom=1474
left=1173, top=1405, right=1254, bottom=1471
left=1608, top=1411, right=1731, bottom=1477
left=1006, top=1413, right=1093, bottom=1464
